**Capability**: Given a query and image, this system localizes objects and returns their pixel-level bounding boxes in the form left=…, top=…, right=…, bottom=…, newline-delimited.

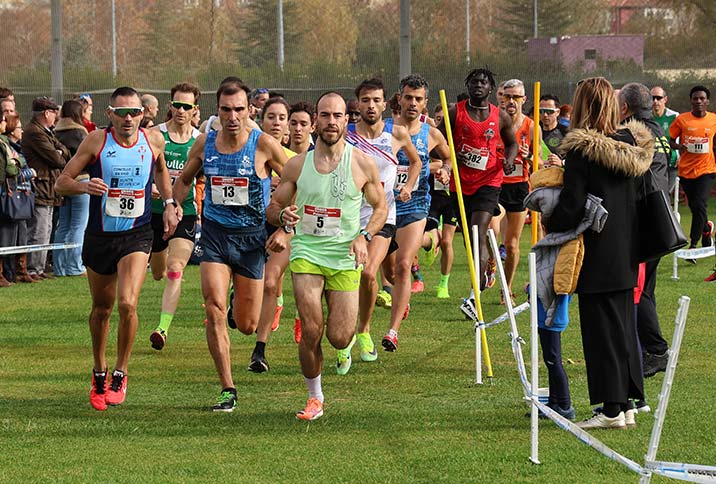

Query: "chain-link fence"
left=1, top=0, right=713, bottom=123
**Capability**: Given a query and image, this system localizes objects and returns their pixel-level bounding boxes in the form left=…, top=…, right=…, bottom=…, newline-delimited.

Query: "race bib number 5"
left=105, top=189, right=145, bottom=218
left=461, top=143, right=489, bottom=170
left=395, top=165, right=419, bottom=192
left=302, top=205, right=341, bottom=236
left=686, top=136, right=710, bottom=154
left=211, top=176, right=248, bottom=206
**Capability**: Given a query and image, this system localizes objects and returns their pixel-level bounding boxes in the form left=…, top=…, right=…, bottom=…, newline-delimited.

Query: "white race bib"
left=461, top=143, right=489, bottom=170
left=302, top=205, right=341, bottom=237
left=686, top=136, right=710, bottom=154
left=210, top=176, right=248, bottom=206
left=394, top=165, right=419, bottom=192
left=105, top=189, right=145, bottom=218
left=434, top=177, right=449, bottom=191
left=504, top=162, right=524, bottom=177
left=169, top=169, right=182, bottom=186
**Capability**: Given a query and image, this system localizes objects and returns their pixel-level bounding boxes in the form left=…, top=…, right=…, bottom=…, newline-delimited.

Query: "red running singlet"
left=450, top=101, right=502, bottom=195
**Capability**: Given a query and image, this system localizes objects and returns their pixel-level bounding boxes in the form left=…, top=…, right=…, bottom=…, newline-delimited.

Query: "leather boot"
left=15, top=254, right=39, bottom=283
left=0, top=263, right=13, bottom=287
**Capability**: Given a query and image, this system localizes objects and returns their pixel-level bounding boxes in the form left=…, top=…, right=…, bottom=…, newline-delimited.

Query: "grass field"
left=2, top=212, right=716, bottom=483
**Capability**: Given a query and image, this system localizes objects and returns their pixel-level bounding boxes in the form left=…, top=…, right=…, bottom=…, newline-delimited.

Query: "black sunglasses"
left=652, top=95, right=665, bottom=101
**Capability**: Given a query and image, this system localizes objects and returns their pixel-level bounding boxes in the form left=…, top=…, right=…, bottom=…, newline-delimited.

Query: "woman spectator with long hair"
left=53, top=100, right=89, bottom=276
left=544, top=78, right=653, bottom=429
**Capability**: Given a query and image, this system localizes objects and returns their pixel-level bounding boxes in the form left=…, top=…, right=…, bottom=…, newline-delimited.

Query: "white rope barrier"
left=0, top=242, right=81, bottom=256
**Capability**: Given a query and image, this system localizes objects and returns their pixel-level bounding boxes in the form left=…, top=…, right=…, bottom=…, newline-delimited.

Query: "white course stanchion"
left=0, top=242, right=81, bottom=256
left=472, top=225, right=482, bottom=385
left=672, top=177, right=681, bottom=281
left=528, top=253, right=540, bottom=465
left=485, top=302, right=530, bottom=329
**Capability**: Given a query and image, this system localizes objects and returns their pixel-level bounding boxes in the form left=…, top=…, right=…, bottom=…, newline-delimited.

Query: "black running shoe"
left=248, top=352, right=270, bottom=373
left=227, top=287, right=236, bottom=329
left=211, top=390, right=237, bottom=412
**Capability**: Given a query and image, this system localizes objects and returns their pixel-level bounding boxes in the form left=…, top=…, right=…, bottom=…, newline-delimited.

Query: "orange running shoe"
left=89, top=370, right=108, bottom=411
left=296, top=397, right=324, bottom=421
left=272, top=305, right=283, bottom=332
left=411, top=280, right=425, bottom=293
left=293, top=317, right=302, bottom=344
left=105, top=370, right=127, bottom=406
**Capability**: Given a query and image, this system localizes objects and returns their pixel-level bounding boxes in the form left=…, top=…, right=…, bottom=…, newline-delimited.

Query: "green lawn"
left=1, top=211, right=715, bottom=483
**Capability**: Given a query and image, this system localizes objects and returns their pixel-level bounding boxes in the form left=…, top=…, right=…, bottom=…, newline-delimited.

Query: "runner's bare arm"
left=173, top=134, right=205, bottom=206
left=355, top=149, right=387, bottom=236
left=392, top=125, right=421, bottom=202
left=350, top=149, right=387, bottom=266
left=55, top=130, right=106, bottom=196
left=258, top=133, right=289, bottom=177
left=429, top=127, right=451, bottom=183
left=499, top=110, right=518, bottom=174
left=148, top=130, right=179, bottom=239
left=266, top=153, right=304, bottom=227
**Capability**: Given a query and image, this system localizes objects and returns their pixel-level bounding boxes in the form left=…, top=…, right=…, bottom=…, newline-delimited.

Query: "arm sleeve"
left=543, top=149, right=588, bottom=233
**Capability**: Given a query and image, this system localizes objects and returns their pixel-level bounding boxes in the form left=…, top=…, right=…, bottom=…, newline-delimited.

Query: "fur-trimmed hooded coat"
left=544, top=120, right=654, bottom=294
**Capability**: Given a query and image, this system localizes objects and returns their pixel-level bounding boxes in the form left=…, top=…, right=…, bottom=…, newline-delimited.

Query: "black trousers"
left=637, top=258, right=669, bottom=355
left=578, top=290, right=644, bottom=405
left=538, top=328, right=571, bottom=408
left=680, top=173, right=716, bottom=247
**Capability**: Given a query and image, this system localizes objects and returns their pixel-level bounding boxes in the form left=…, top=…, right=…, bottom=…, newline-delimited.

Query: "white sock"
left=387, top=328, right=398, bottom=338
left=305, top=375, right=324, bottom=403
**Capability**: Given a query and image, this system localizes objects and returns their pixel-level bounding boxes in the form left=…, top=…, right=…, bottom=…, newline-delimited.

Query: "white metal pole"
left=277, top=0, right=285, bottom=72
left=472, top=225, right=482, bottom=385
left=50, top=0, right=63, bottom=102
left=672, top=176, right=681, bottom=281
left=399, top=0, right=411, bottom=80
left=529, top=253, right=540, bottom=464
left=640, top=296, right=691, bottom=484
left=111, top=0, right=117, bottom=77
left=465, top=0, right=470, bottom=64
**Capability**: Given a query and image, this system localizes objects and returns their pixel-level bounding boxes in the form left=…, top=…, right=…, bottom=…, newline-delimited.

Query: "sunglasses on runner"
left=502, top=94, right=525, bottom=101
left=108, top=106, right=144, bottom=117
left=170, top=101, right=196, bottom=111
left=539, top=108, right=559, bottom=114
left=652, top=95, right=665, bottom=101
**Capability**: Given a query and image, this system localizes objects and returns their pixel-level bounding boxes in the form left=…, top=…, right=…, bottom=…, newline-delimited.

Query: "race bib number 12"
left=395, top=165, right=419, bottom=192
left=211, top=176, right=249, bottom=206
left=302, top=205, right=342, bottom=236
left=105, top=189, right=145, bottom=218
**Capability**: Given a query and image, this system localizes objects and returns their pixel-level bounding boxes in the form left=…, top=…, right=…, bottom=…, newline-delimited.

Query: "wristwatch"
left=360, top=229, right=372, bottom=242
left=163, top=198, right=178, bottom=208
left=282, top=225, right=294, bottom=234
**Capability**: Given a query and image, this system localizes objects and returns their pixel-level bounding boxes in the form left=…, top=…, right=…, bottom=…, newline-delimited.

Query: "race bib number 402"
left=210, top=176, right=248, bottom=206
left=105, top=189, right=145, bottom=218
left=460, top=143, right=489, bottom=170
left=302, top=205, right=342, bottom=236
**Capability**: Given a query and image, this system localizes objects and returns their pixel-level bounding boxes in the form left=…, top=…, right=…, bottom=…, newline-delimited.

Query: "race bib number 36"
left=461, top=143, right=489, bottom=170
left=302, top=205, right=341, bottom=237
left=105, top=189, right=145, bottom=218
left=211, top=176, right=248, bottom=206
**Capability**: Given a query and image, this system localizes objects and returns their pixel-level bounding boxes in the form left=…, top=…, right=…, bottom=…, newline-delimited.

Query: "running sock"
left=438, top=274, right=450, bottom=288
left=305, top=375, right=324, bottom=403
left=223, top=387, right=237, bottom=396
left=158, top=312, right=174, bottom=332
left=383, top=285, right=392, bottom=295
left=411, top=264, right=423, bottom=282
left=602, top=402, right=621, bottom=418
left=276, top=293, right=284, bottom=308
left=253, top=341, right=266, bottom=356
left=387, top=328, right=398, bottom=339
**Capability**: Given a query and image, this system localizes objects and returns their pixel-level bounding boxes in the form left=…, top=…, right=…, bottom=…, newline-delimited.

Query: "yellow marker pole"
left=439, top=89, right=493, bottom=380
left=531, top=81, right=541, bottom=245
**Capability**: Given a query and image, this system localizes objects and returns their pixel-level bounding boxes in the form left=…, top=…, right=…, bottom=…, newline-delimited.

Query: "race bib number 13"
left=211, top=176, right=249, bottom=206
left=302, top=205, right=342, bottom=236
left=105, top=189, right=145, bottom=218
